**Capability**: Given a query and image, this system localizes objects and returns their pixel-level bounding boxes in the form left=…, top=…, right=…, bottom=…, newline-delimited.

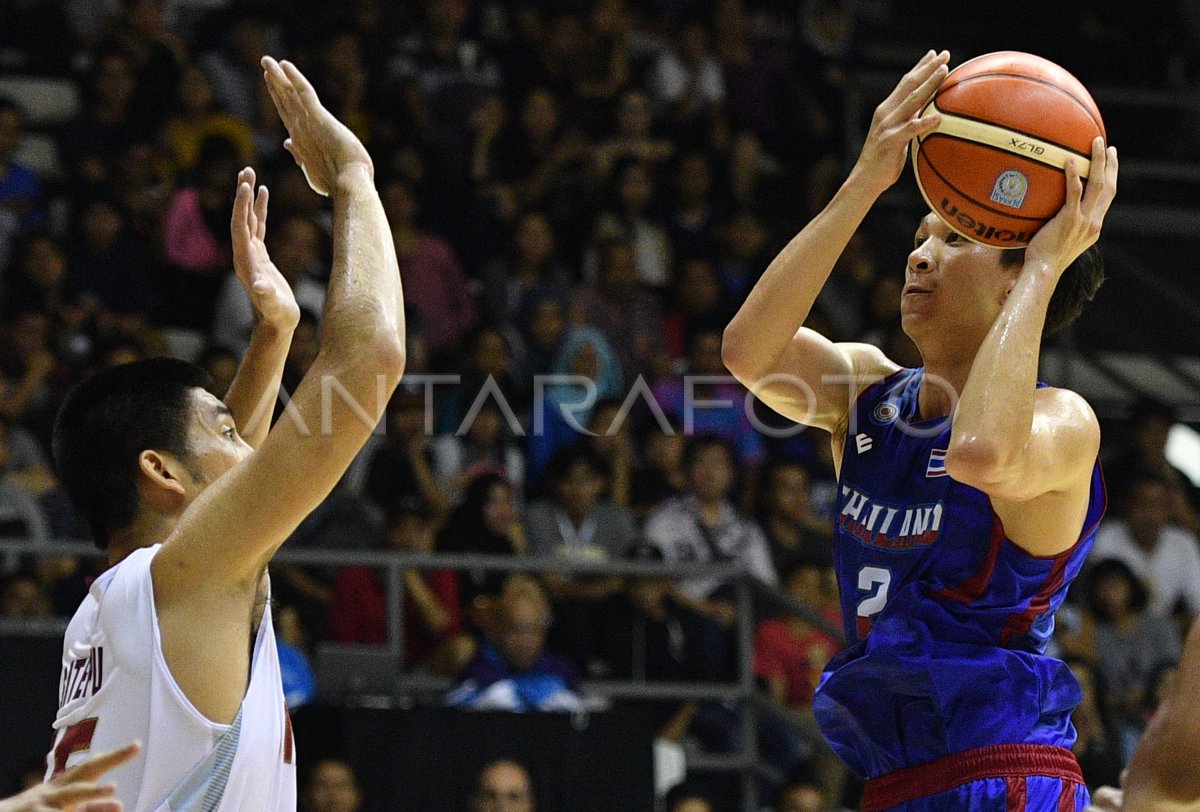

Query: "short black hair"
left=53, top=359, right=211, bottom=549
left=1084, top=557, right=1149, bottom=621
left=1000, top=244, right=1104, bottom=336
left=546, top=442, right=610, bottom=485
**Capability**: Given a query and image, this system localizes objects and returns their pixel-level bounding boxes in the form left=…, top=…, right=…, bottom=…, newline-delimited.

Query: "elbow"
left=721, top=324, right=755, bottom=384
left=373, top=333, right=407, bottom=378
left=944, top=440, right=1011, bottom=491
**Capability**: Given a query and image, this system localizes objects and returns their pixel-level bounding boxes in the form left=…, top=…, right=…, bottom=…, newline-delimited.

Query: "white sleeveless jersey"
left=45, top=545, right=297, bottom=811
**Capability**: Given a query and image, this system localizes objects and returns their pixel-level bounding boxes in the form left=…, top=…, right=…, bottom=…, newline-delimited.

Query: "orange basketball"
left=912, top=51, right=1105, bottom=248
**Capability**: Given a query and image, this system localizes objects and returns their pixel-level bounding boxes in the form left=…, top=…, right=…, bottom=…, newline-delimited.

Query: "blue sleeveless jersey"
left=813, top=368, right=1105, bottom=780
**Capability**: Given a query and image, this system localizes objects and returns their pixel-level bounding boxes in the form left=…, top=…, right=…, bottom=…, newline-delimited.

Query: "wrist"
left=333, top=162, right=374, bottom=193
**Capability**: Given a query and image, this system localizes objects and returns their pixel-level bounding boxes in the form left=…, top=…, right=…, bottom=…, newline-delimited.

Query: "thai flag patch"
left=926, top=448, right=948, bottom=477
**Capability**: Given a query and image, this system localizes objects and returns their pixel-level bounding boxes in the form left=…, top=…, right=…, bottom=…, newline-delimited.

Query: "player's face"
left=903, top=213, right=1019, bottom=350
left=185, top=389, right=253, bottom=488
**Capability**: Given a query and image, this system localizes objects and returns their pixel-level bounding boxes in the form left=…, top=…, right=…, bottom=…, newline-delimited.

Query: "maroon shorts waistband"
left=861, top=744, right=1084, bottom=812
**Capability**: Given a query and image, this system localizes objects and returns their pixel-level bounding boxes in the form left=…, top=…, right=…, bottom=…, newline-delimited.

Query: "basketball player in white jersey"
left=44, top=57, right=406, bottom=811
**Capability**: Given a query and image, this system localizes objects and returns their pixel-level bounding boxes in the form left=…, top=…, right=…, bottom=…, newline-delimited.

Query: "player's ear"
left=138, top=449, right=188, bottom=499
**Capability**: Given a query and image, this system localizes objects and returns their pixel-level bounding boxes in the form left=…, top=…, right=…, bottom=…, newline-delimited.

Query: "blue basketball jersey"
left=813, top=368, right=1105, bottom=780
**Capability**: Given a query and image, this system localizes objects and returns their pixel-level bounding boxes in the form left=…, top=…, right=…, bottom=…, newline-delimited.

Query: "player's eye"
left=223, top=426, right=237, bottom=440
left=913, top=235, right=925, bottom=249
left=944, top=232, right=961, bottom=244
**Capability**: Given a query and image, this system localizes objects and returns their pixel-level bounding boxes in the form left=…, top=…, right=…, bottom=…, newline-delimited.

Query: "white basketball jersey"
left=45, top=545, right=297, bottom=811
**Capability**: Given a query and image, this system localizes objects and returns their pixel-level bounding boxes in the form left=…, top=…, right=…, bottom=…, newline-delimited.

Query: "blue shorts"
left=861, top=744, right=1089, bottom=811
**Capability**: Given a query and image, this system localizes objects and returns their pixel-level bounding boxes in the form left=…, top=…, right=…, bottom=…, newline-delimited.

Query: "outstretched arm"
left=722, top=51, right=948, bottom=432
left=222, top=167, right=300, bottom=448
left=945, top=138, right=1117, bottom=554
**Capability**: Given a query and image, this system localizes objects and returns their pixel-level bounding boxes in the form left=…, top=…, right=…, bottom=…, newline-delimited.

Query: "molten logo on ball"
left=989, top=170, right=1029, bottom=209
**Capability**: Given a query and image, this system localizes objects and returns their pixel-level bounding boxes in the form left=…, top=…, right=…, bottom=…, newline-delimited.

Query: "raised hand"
left=230, top=166, right=300, bottom=332
left=1026, top=136, right=1119, bottom=275
left=854, top=50, right=950, bottom=194
left=0, top=742, right=140, bottom=812
left=261, top=56, right=373, bottom=196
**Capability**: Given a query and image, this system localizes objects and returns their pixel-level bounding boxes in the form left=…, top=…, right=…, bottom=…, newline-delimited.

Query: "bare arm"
left=155, top=58, right=405, bottom=592
left=722, top=51, right=948, bottom=431
left=945, top=139, right=1117, bottom=554
left=8, top=742, right=139, bottom=812
left=222, top=167, right=300, bottom=448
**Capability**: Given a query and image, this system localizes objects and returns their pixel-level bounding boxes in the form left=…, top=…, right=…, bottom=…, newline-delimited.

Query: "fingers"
left=261, top=56, right=299, bottom=125
left=40, top=781, right=115, bottom=806
left=254, top=184, right=269, bottom=241
left=1063, top=155, right=1084, bottom=208
left=279, top=60, right=321, bottom=110
left=58, top=743, right=140, bottom=784
left=883, top=50, right=950, bottom=116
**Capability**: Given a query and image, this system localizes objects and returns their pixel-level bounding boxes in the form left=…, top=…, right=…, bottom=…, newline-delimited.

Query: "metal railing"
left=0, top=537, right=839, bottom=812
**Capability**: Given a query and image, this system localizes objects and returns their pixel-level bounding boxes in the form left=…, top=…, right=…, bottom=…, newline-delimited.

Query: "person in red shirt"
left=329, top=500, right=471, bottom=674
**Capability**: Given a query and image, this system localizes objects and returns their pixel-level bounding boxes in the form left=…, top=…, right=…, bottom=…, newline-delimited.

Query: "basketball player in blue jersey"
left=723, top=50, right=1119, bottom=810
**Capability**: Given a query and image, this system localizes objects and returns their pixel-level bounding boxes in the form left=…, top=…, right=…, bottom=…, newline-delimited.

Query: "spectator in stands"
left=197, top=9, right=275, bottom=123
left=592, top=158, right=672, bottom=290
left=0, top=572, right=51, bottom=617
left=528, top=443, right=635, bottom=670
left=1064, top=656, right=1125, bottom=792
left=160, top=134, right=239, bottom=328
left=59, top=47, right=146, bottom=189
left=212, top=213, right=327, bottom=354
left=2, top=231, right=72, bottom=322
left=197, top=345, right=238, bottom=400
left=383, top=178, right=477, bottom=359
left=652, top=328, right=766, bottom=473
left=1092, top=472, right=1200, bottom=619
left=754, top=556, right=841, bottom=713
left=331, top=499, right=472, bottom=675
left=68, top=196, right=156, bottom=320
left=570, top=238, right=662, bottom=383
left=649, top=19, right=725, bottom=132
left=303, top=757, right=363, bottom=812
left=1078, top=558, right=1181, bottom=753
left=436, top=327, right=521, bottom=434
left=471, top=759, right=535, bottom=812
left=666, top=150, right=721, bottom=258
left=438, top=472, right=528, bottom=614
left=163, top=65, right=256, bottom=174
left=774, top=772, right=833, bottom=812
left=631, top=419, right=686, bottom=519
left=664, top=784, right=715, bottom=812
left=644, top=435, right=776, bottom=630
left=482, top=209, right=572, bottom=328
left=527, top=325, right=622, bottom=480
left=432, top=400, right=525, bottom=504
left=590, top=89, right=674, bottom=183
left=597, top=542, right=723, bottom=736
left=276, top=603, right=316, bottom=710
left=662, top=257, right=732, bottom=363
left=514, top=290, right=567, bottom=381
left=584, top=398, right=634, bottom=508
left=1105, top=398, right=1199, bottom=531
left=0, top=98, right=42, bottom=230
left=0, top=418, right=50, bottom=543
left=758, top=459, right=833, bottom=575
left=365, top=381, right=451, bottom=520
left=447, top=576, right=583, bottom=711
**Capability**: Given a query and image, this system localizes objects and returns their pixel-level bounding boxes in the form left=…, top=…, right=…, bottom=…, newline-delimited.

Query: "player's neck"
left=916, top=352, right=974, bottom=423
left=106, top=515, right=178, bottom=566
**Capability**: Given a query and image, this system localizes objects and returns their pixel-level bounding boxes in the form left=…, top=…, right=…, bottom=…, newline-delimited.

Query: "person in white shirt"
left=1092, top=472, right=1200, bottom=618
left=46, top=58, right=406, bottom=812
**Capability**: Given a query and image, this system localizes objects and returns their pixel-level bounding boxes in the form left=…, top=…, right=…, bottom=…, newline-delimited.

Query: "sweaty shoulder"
left=829, top=343, right=904, bottom=438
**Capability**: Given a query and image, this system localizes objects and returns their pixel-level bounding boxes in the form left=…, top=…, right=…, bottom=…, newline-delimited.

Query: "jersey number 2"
left=856, top=566, right=891, bottom=637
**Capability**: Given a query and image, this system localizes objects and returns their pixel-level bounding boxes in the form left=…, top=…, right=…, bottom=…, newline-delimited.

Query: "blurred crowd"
left=2, top=0, right=1200, bottom=809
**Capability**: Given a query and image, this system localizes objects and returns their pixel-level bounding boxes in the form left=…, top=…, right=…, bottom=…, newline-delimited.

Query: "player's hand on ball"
left=230, top=166, right=300, bottom=332
left=854, top=49, right=949, bottom=193
left=0, top=742, right=140, bottom=812
left=261, top=56, right=373, bottom=196
left=1025, top=136, right=1118, bottom=275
